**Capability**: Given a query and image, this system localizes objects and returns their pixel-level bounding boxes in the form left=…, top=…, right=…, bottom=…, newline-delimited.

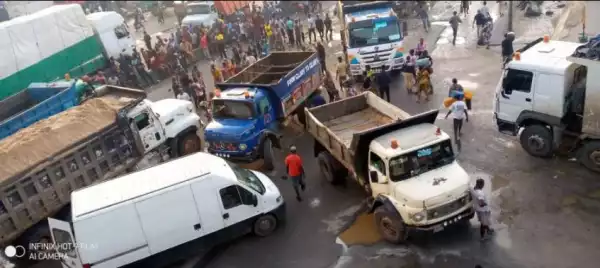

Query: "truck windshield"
left=187, top=4, right=211, bottom=15
left=348, top=19, right=401, bottom=48
left=227, top=161, right=266, bottom=194
left=388, top=140, right=455, bottom=181
left=212, top=100, right=256, bottom=120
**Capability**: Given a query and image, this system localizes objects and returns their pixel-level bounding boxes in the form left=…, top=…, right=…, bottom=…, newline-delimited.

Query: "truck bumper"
left=406, top=208, right=474, bottom=233
left=209, top=149, right=260, bottom=163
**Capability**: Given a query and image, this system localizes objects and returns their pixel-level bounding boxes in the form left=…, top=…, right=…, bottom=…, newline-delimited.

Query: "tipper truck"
left=204, top=51, right=322, bottom=170
left=339, top=1, right=405, bottom=79
left=305, top=92, right=474, bottom=243
left=0, top=85, right=202, bottom=257
left=494, top=37, right=600, bottom=172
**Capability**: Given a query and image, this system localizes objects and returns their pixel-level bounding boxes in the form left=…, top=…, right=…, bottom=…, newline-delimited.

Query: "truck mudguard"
left=369, top=195, right=402, bottom=219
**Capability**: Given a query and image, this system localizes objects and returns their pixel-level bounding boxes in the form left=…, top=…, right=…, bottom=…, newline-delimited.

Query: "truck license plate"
left=433, top=225, right=444, bottom=233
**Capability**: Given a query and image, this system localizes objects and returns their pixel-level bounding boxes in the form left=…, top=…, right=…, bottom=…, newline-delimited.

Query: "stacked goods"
left=0, top=4, right=105, bottom=100
left=0, top=97, right=131, bottom=181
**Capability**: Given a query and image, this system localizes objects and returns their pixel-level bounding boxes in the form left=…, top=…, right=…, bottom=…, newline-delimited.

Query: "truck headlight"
left=239, top=143, right=247, bottom=150
left=410, top=211, right=426, bottom=222
left=276, top=195, right=283, bottom=203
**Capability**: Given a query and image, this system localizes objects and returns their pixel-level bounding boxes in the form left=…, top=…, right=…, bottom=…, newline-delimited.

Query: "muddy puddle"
left=338, top=213, right=382, bottom=245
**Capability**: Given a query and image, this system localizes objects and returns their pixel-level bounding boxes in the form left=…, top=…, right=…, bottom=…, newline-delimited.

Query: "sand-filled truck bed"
left=305, top=92, right=410, bottom=173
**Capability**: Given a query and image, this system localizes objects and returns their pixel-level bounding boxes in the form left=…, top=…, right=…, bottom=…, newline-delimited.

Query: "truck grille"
left=360, top=47, right=394, bottom=65
left=427, top=194, right=470, bottom=220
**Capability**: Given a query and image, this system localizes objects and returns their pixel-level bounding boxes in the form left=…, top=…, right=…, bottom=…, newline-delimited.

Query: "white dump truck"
left=305, top=92, right=474, bottom=243
left=494, top=37, right=600, bottom=172
left=0, top=85, right=202, bottom=264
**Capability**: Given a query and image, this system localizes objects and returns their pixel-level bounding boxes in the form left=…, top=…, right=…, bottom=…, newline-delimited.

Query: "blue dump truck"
left=0, top=80, right=79, bottom=140
left=204, top=52, right=322, bottom=170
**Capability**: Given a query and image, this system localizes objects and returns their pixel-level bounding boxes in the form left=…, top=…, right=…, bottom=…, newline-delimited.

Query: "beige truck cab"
left=305, top=92, right=474, bottom=243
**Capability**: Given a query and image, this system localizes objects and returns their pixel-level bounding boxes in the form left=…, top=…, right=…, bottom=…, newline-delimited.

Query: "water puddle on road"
left=338, top=212, right=382, bottom=245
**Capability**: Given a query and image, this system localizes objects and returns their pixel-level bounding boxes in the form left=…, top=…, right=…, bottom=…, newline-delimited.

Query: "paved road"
left=15, top=2, right=600, bottom=268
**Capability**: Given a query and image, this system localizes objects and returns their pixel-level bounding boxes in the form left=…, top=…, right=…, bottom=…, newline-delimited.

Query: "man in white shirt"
left=472, top=178, right=493, bottom=241
left=444, top=94, right=469, bottom=140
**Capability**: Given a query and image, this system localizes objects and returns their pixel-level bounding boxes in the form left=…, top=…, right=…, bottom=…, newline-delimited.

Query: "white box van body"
left=48, top=152, right=285, bottom=268
left=86, top=11, right=135, bottom=60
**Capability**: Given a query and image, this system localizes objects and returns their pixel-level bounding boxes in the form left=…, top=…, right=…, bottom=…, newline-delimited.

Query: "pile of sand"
left=0, top=97, right=132, bottom=182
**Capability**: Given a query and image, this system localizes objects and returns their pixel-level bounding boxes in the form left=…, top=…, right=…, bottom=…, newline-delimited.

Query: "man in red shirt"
left=284, top=146, right=305, bottom=201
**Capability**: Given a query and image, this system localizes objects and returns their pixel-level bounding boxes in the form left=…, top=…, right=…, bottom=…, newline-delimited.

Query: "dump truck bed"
left=218, top=51, right=321, bottom=118
left=0, top=85, right=146, bottom=246
left=305, top=92, right=411, bottom=173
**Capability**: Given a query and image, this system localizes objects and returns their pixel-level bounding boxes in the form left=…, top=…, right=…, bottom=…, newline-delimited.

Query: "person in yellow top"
left=416, top=68, right=431, bottom=103
left=215, top=32, right=226, bottom=59
left=265, top=23, right=272, bottom=37
left=211, top=63, right=223, bottom=83
left=335, top=56, right=347, bottom=92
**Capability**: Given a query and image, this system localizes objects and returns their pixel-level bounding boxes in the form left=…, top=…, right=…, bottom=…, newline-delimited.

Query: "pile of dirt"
left=0, top=97, right=132, bottom=182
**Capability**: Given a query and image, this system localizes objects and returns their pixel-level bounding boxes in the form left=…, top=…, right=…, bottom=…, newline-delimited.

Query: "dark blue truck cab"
left=204, top=52, right=322, bottom=170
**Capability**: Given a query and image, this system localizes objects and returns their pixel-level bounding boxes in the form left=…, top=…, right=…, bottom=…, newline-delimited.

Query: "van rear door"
left=48, top=218, right=84, bottom=268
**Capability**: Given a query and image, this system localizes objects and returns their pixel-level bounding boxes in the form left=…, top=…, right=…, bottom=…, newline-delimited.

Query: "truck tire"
left=317, top=152, right=339, bottom=184
left=519, top=125, right=553, bottom=157
left=374, top=206, right=407, bottom=244
left=177, top=131, right=202, bottom=156
left=579, top=141, right=600, bottom=172
left=253, top=214, right=278, bottom=237
left=262, top=138, right=275, bottom=171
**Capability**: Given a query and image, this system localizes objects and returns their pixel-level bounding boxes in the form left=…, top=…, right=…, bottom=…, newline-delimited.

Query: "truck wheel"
left=519, top=125, right=553, bottom=157
left=178, top=132, right=202, bottom=156
left=374, top=206, right=407, bottom=244
left=262, top=138, right=275, bottom=171
left=253, top=214, right=278, bottom=237
left=317, top=152, right=337, bottom=184
left=579, top=141, right=600, bottom=172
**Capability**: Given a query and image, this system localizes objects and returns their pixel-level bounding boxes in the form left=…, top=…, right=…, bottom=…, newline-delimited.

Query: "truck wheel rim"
left=380, top=217, right=398, bottom=238
left=527, top=135, right=545, bottom=151
left=259, top=218, right=272, bottom=230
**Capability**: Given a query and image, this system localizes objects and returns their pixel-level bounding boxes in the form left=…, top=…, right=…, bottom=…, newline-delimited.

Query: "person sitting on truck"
left=285, top=145, right=306, bottom=202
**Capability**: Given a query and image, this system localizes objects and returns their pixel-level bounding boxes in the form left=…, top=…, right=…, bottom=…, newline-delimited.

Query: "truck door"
left=132, top=110, right=165, bottom=153
left=217, top=185, right=261, bottom=232
left=47, top=218, right=83, bottom=268
left=368, top=152, right=390, bottom=197
left=497, top=68, right=535, bottom=124
left=258, top=97, right=276, bottom=130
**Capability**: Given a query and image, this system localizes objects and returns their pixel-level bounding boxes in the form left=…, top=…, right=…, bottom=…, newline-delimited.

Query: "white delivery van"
left=86, top=11, right=135, bottom=60
left=48, top=152, right=285, bottom=268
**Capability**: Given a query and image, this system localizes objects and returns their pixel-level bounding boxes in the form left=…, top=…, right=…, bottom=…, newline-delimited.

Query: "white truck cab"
left=181, top=2, right=219, bottom=29
left=494, top=37, right=600, bottom=172
left=367, top=123, right=472, bottom=227
left=48, top=152, right=285, bottom=268
left=86, top=11, right=136, bottom=60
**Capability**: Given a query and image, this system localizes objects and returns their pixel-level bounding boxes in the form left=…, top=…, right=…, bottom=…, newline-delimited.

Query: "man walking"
left=308, top=14, right=316, bottom=43
left=472, top=178, right=494, bottom=241
left=444, top=93, right=469, bottom=141
left=449, top=11, right=462, bottom=45
left=324, top=14, right=333, bottom=41
left=316, top=15, right=325, bottom=42
left=285, top=145, right=306, bottom=202
left=417, top=4, right=430, bottom=32
left=376, top=66, right=391, bottom=102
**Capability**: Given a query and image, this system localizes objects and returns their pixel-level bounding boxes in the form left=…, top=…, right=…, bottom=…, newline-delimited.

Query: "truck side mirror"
left=370, top=170, right=378, bottom=183
left=252, top=194, right=258, bottom=207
